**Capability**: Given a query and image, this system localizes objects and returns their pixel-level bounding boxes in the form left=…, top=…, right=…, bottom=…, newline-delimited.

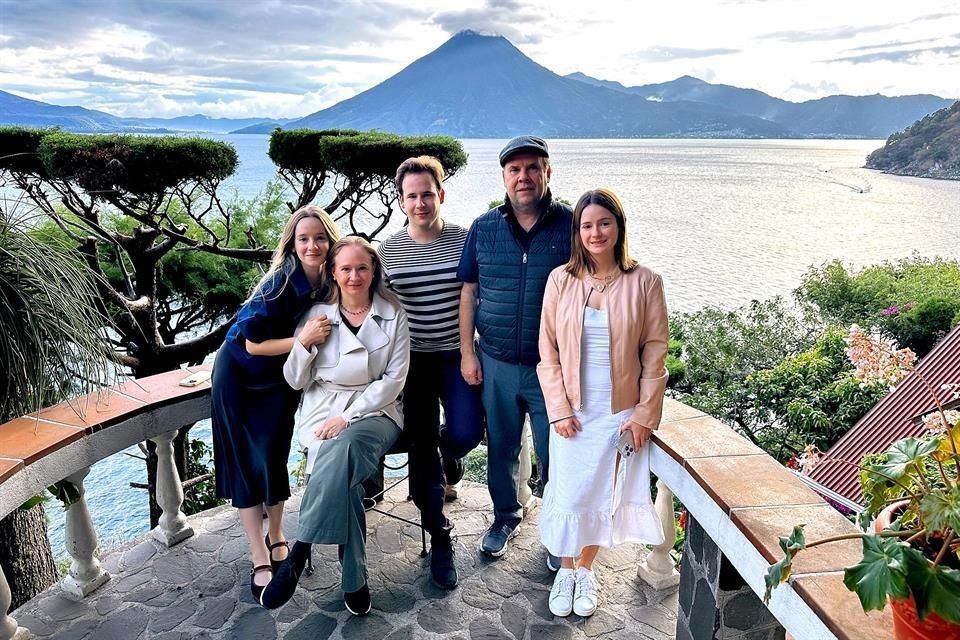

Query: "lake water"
left=44, top=137, right=960, bottom=556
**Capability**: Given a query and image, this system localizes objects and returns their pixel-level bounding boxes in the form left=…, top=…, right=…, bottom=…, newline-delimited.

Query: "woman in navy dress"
left=212, top=205, right=340, bottom=603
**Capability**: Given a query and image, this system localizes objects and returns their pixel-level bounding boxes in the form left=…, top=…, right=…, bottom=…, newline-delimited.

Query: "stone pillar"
left=676, top=515, right=785, bottom=640
left=150, top=430, right=194, bottom=546
left=61, top=468, right=110, bottom=598
left=0, top=563, right=32, bottom=640
left=637, top=478, right=681, bottom=590
left=518, top=420, right=533, bottom=508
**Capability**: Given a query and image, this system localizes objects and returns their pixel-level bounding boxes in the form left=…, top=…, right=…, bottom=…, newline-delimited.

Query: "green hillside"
left=865, top=101, right=960, bottom=179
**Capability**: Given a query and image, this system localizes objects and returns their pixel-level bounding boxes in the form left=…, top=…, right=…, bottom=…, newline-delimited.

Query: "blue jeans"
left=405, top=349, right=484, bottom=535
left=479, top=349, right=551, bottom=525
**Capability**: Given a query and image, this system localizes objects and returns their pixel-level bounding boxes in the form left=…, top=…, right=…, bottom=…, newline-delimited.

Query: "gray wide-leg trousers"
left=298, top=416, right=400, bottom=592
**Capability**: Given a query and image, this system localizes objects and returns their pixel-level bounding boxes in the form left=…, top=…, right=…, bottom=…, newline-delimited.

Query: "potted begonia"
left=764, top=326, right=960, bottom=639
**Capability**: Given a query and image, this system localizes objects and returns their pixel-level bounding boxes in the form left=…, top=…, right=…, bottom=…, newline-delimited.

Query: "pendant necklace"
left=589, top=272, right=616, bottom=292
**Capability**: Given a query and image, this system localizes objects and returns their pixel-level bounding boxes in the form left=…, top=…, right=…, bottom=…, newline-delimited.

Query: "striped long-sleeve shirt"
left=377, top=222, right=468, bottom=353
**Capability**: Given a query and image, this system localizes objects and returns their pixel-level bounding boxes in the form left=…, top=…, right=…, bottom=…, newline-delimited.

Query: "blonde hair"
left=565, top=188, right=638, bottom=277
left=325, top=236, right=398, bottom=307
left=253, top=205, right=341, bottom=299
left=395, top=155, right=445, bottom=195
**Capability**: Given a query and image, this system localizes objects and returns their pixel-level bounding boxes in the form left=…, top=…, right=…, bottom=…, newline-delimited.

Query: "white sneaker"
left=573, top=567, right=599, bottom=617
left=548, top=568, right=575, bottom=617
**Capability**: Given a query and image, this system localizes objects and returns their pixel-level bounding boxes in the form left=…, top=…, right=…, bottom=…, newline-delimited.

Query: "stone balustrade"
left=0, top=369, right=893, bottom=639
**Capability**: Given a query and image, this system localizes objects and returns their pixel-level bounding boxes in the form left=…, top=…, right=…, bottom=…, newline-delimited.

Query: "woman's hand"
left=314, top=415, right=348, bottom=440
left=299, top=315, right=332, bottom=349
left=553, top=416, right=582, bottom=439
left=620, top=419, right=654, bottom=451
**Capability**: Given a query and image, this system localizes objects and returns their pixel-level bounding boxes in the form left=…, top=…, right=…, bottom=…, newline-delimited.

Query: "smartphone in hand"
left=616, top=430, right=636, bottom=458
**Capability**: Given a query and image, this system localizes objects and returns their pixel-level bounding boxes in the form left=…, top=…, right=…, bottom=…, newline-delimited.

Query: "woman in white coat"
left=262, top=236, right=410, bottom=616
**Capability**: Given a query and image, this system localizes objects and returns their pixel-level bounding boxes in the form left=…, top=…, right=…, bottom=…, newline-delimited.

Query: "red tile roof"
left=808, top=325, right=960, bottom=504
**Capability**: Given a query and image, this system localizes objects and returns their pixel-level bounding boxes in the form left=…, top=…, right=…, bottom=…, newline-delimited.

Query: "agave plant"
left=764, top=326, right=960, bottom=626
left=0, top=196, right=112, bottom=421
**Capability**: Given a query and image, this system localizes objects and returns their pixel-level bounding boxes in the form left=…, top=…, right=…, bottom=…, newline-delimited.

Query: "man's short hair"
left=395, top=156, right=445, bottom=195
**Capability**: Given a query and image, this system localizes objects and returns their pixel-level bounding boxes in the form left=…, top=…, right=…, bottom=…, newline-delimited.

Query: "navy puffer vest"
left=472, top=194, right=572, bottom=366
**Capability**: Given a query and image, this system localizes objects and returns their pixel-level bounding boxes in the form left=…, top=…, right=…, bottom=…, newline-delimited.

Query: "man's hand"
left=620, top=419, right=653, bottom=451
left=299, top=315, right=332, bottom=349
left=461, top=352, right=483, bottom=385
left=553, top=416, right=582, bottom=439
left=314, top=415, right=348, bottom=440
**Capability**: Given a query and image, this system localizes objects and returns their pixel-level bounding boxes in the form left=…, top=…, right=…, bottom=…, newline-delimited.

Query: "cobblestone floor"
left=13, top=481, right=678, bottom=639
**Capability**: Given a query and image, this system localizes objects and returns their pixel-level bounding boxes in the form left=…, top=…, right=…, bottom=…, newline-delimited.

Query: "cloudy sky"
left=2, top=0, right=959, bottom=119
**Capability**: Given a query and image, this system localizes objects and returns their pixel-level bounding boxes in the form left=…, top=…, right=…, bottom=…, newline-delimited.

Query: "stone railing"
left=0, top=372, right=892, bottom=640
left=638, top=400, right=891, bottom=640
left=0, top=368, right=211, bottom=640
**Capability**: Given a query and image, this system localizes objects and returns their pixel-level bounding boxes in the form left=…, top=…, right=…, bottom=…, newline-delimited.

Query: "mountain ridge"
left=865, top=101, right=960, bottom=179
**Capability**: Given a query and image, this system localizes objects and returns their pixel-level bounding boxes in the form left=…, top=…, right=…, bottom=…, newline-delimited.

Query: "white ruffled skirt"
left=539, top=309, right=664, bottom=557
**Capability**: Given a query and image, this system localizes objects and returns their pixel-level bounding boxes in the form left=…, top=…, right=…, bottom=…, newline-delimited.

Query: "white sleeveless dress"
left=539, top=306, right=664, bottom=557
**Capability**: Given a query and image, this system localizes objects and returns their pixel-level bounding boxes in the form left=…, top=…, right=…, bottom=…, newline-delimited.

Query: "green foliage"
left=797, top=257, right=960, bottom=356
left=37, top=131, right=237, bottom=196
left=668, top=297, right=820, bottom=454
left=464, top=446, right=488, bottom=484
left=763, top=525, right=806, bottom=603
left=0, top=126, right=49, bottom=175
left=841, top=535, right=912, bottom=612
left=182, top=439, right=226, bottom=515
left=746, top=329, right=888, bottom=458
left=269, top=129, right=467, bottom=178
left=0, top=204, right=111, bottom=421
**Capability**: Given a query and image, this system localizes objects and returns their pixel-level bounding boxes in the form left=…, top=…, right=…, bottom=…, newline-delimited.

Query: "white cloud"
left=0, top=0, right=958, bottom=118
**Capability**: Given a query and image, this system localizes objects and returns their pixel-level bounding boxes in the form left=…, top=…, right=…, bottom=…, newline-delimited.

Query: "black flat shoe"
left=344, top=583, right=371, bottom=616
left=260, top=542, right=310, bottom=610
left=265, top=533, right=289, bottom=572
left=250, top=564, right=272, bottom=605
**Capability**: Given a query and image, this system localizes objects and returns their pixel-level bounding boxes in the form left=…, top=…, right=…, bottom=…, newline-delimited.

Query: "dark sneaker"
left=344, top=583, right=371, bottom=616
left=546, top=551, right=561, bottom=573
left=430, top=531, right=459, bottom=589
left=479, top=520, right=521, bottom=558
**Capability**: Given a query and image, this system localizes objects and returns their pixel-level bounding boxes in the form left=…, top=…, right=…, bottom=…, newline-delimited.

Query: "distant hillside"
left=566, top=73, right=954, bottom=138
left=0, top=90, right=285, bottom=133
left=256, top=31, right=788, bottom=138
left=120, top=114, right=288, bottom=133
left=0, top=89, right=154, bottom=132
left=865, top=101, right=960, bottom=179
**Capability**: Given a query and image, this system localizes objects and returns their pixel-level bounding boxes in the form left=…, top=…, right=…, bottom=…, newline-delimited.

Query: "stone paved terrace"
left=12, top=481, right=679, bottom=640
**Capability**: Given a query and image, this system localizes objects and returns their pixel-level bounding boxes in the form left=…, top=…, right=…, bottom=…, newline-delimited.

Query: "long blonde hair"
left=325, top=236, right=398, bottom=307
left=253, top=205, right=341, bottom=299
left=565, top=188, right=638, bottom=277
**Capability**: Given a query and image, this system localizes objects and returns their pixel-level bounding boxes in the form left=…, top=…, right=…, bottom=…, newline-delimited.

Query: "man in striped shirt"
left=377, top=156, right=484, bottom=590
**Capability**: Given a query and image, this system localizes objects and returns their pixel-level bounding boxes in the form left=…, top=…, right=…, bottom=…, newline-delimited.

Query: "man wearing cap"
left=457, top=136, right=573, bottom=564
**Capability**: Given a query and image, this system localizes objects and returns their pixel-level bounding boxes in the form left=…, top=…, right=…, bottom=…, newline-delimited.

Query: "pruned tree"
left=269, top=128, right=468, bottom=239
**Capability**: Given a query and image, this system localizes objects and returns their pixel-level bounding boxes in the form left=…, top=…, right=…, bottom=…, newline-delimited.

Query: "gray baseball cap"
left=499, top=135, right=549, bottom=166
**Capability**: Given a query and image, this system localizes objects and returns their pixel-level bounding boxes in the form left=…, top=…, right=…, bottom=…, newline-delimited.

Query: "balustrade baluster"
left=61, top=468, right=110, bottom=598
left=0, top=563, right=32, bottom=640
left=637, top=477, right=681, bottom=590
left=518, top=421, right=533, bottom=508
left=149, top=430, right=194, bottom=546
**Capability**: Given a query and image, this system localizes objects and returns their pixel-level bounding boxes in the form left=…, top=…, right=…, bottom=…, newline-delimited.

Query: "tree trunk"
left=0, top=503, right=58, bottom=610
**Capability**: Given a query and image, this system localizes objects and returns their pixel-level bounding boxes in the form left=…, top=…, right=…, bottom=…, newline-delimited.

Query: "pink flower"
left=845, top=325, right=917, bottom=388
left=797, top=444, right=822, bottom=476
left=881, top=306, right=900, bottom=316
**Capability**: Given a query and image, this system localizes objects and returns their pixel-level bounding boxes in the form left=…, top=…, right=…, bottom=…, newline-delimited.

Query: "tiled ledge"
left=0, top=367, right=212, bottom=520
left=652, top=398, right=891, bottom=640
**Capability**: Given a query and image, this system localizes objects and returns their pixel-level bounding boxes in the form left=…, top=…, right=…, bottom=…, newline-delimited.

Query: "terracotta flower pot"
left=875, top=500, right=960, bottom=640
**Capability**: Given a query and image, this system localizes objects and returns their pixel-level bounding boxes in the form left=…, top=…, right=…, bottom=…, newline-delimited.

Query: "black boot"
left=261, top=541, right=311, bottom=609
left=344, top=582, right=371, bottom=615
left=430, top=528, right=459, bottom=590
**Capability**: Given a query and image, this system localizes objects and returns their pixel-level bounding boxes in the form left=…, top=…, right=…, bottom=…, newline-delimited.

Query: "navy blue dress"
left=212, top=264, right=323, bottom=509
